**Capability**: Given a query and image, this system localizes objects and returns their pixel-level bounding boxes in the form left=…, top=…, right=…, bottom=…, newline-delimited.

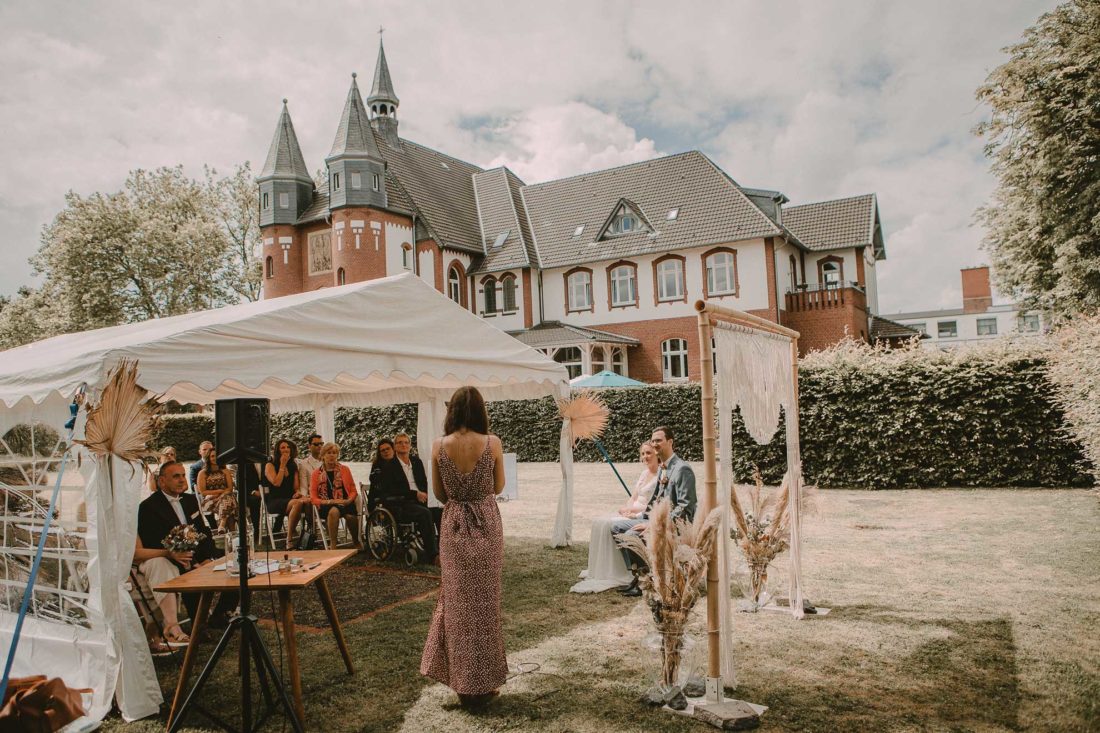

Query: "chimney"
left=961, top=266, right=992, bottom=313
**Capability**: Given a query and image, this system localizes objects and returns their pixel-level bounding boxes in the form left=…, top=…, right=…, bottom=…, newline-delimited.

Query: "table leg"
left=278, top=589, right=305, bottom=725
left=316, top=577, right=354, bottom=674
left=166, top=591, right=211, bottom=731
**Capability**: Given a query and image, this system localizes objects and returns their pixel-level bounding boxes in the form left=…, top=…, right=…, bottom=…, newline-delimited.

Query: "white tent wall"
left=0, top=273, right=572, bottom=724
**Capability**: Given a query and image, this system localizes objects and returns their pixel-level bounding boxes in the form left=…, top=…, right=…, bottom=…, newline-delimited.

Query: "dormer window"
left=598, top=200, right=651, bottom=240
left=611, top=210, right=637, bottom=234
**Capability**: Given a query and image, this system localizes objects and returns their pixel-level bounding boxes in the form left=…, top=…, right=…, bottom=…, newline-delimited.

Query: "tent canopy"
left=0, top=273, right=569, bottom=425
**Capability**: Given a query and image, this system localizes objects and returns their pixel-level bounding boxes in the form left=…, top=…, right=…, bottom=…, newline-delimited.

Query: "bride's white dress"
left=570, top=469, right=657, bottom=593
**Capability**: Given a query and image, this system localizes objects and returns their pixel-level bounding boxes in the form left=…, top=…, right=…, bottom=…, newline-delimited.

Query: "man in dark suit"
left=611, top=426, right=697, bottom=596
left=135, top=461, right=238, bottom=638
left=374, top=433, right=438, bottom=563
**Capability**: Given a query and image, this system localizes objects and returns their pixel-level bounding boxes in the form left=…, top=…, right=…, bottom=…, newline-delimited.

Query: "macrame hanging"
left=712, top=322, right=807, bottom=686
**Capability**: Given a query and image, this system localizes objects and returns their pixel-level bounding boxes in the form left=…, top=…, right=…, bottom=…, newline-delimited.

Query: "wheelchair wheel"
left=404, top=547, right=419, bottom=567
left=367, top=507, right=398, bottom=561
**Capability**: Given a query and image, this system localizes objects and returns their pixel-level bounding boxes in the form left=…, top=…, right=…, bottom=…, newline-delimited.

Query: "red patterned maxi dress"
left=420, top=437, right=508, bottom=694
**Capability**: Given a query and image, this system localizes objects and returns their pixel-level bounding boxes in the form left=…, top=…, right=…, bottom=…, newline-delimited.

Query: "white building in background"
left=890, top=266, right=1045, bottom=349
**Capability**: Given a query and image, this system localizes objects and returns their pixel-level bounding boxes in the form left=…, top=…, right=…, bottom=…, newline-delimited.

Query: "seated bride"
left=570, top=441, right=659, bottom=593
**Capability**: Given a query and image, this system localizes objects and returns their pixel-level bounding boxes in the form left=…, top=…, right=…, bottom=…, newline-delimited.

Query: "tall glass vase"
left=749, top=561, right=769, bottom=605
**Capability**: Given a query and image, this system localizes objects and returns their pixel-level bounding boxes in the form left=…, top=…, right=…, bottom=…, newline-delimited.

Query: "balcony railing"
left=784, top=282, right=866, bottom=312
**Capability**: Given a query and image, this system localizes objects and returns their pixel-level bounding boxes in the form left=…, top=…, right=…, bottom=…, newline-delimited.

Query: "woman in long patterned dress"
left=420, top=386, right=507, bottom=708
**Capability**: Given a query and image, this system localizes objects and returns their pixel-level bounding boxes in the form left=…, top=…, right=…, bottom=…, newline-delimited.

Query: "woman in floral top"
left=309, top=442, right=361, bottom=549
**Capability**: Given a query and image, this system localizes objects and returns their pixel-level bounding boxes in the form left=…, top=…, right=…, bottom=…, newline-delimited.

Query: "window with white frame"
left=332, top=172, right=341, bottom=191
left=553, top=347, right=583, bottom=380
left=661, top=338, right=689, bottom=381
left=567, top=270, right=592, bottom=311
left=482, top=277, right=497, bottom=313
left=608, top=206, right=638, bottom=235
left=705, top=251, right=736, bottom=295
left=977, top=317, right=998, bottom=336
left=938, top=321, right=958, bottom=338
left=501, top=275, right=517, bottom=312
left=262, top=192, right=270, bottom=210
left=610, top=265, right=636, bottom=306
left=911, top=322, right=927, bottom=335
left=822, top=260, right=841, bottom=287
left=402, top=245, right=412, bottom=270
left=656, top=258, right=684, bottom=302
left=1018, top=313, right=1040, bottom=333
left=448, top=267, right=462, bottom=304
left=372, top=173, right=380, bottom=191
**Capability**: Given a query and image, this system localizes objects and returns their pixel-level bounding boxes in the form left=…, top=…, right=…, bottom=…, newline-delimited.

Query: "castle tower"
left=367, top=38, right=400, bottom=147
left=259, top=100, right=313, bottom=298
left=326, top=73, right=388, bottom=211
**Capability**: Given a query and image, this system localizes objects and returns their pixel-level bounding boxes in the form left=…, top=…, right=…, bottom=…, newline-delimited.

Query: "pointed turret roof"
left=328, top=73, right=383, bottom=160
left=260, top=100, right=311, bottom=182
left=367, top=38, right=399, bottom=107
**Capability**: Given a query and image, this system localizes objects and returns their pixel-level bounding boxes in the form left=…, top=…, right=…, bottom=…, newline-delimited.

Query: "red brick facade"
left=782, top=287, right=869, bottom=355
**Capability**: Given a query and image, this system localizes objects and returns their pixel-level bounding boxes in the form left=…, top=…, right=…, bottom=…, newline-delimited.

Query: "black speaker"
left=214, top=398, right=270, bottom=464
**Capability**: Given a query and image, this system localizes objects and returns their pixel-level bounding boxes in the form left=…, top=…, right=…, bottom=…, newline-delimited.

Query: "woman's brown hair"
left=443, top=386, right=490, bottom=436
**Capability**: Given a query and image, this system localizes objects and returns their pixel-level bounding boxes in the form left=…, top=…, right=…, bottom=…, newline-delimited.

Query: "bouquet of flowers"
left=162, top=524, right=205, bottom=553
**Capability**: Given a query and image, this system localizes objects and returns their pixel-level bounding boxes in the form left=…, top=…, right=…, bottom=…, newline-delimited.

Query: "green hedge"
left=150, top=343, right=1093, bottom=488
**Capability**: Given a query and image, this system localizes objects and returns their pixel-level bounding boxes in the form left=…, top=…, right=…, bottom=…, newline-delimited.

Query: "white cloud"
left=0, top=0, right=1060, bottom=313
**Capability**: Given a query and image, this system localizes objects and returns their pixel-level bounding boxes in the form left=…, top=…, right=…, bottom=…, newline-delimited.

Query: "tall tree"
left=208, top=162, right=263, bottom=302
left=975, top=0, right=1100, bottom=317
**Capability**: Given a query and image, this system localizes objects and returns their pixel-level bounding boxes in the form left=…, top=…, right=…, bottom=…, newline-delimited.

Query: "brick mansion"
left=260, top=39, right=915, bottom=383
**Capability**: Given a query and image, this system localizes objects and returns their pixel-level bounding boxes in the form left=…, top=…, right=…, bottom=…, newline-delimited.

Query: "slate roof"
left=367, top=39, right=399, bottom=106
left=783, top=194, right=882, bottom=256
left=296, top=170, right=416, bottom=225
left=519, top=151, right=785, bottom=270
left=868, top=315, right=926, bottom=341
left=260, top=101, right=312, bottom=182
left=509, top=321, right=640, bottom=349
left=328, top=75, right=383, bottom=161
left=471, top=167, right=535, bottom=272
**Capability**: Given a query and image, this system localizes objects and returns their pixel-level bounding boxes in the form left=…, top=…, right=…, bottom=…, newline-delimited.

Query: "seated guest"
left=375, top=433, right=439, bottom=563
left=188, top=440, right=213, bottom=491
left=310, top=442, right=361, bottom=550
left=611, top=426, right=697, bottom=597
left=196, top=452, right=237, bottom=533
left=263, top=439, right=307, bottom=550
left=367, top=438, right=396, bottom=511
left=145, top=446, right=177, bottom=497
left=570, top=442, right=659, bottom=593
left=134, top=461, right=238, bottom=644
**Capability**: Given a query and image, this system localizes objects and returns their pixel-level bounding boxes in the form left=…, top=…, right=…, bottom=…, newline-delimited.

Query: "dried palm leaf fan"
left=76, top=359, right=160, bottom=468
left=557, top=389, right=631, bottom=496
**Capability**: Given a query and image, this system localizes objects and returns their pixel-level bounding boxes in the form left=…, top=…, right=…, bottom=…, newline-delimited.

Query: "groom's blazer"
left=642, top=453, right=697, bottom=523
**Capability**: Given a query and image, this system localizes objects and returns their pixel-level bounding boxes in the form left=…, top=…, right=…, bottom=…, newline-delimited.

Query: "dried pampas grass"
left=616, top=500, right=724, bottom=686
left=556, top=389, right=609, bottom=443
left=76, top=360, right=160, bottom=464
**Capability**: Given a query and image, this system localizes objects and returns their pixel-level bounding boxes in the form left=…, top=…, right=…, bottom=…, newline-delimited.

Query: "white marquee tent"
left=0, top=273, right=572, bottom=722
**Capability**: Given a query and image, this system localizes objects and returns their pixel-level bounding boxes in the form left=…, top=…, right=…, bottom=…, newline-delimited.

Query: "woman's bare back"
left=440, top=431, right=496, bottom=474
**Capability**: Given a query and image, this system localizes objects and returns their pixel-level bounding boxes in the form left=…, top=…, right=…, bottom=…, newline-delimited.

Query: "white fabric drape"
left=84, top=453, right=162, bottom=720
left=417, top=397, right=447, bottom=508
left=712, top=323, right=805, bottom=681
left=551, top=417, right=574, bottom=547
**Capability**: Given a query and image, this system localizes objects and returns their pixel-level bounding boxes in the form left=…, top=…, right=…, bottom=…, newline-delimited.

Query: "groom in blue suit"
left=611, top=426, right=697, bottom=596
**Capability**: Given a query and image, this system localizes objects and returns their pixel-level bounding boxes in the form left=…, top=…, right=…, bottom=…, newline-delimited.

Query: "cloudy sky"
left=0, top=0, right=1056, bottom=313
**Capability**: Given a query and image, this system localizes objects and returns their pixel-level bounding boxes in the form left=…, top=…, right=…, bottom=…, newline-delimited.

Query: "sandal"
left=148, top=640, right=174, bottom=657
left=164, top=625, right=191, bottom=648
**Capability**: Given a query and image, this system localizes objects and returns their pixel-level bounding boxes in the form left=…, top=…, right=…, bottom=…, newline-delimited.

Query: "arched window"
left=818, top=256, right=844, bottom=288
left=704, top=250, right=736, bottom=296
left=661, top=338, right=689, bottom=382
left=608, top=263, right=637, bottom=307
left=789, top=254, right=798, bottom=291
left=482, top=276, right=498, bottom=314
left=655, top=256, right=685, bottom=302
left=337, top=267, right=346, bottom=286
left=566, top=269, right=592, bottom=311
left=501, top=274, right=518, bottom=312
left=553, top=347, right=583, bottom=380
left=402, top=244, right=413, bottom=270
left=448, top=266, right=462, bottom=304
left=265, top=256, right=273, bottom=279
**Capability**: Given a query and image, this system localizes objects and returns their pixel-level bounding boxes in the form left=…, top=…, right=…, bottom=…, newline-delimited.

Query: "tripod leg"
left=251, top=621, right=305, bottom=733
left=246, top=624, right=275, bottom=712
left=167, top=620, right=239, bottom=733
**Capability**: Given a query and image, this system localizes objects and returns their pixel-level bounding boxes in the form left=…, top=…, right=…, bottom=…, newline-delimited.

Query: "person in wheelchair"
left=309, top=442, right=362, bottom=550
left=370, top=435, right=438, bottom=564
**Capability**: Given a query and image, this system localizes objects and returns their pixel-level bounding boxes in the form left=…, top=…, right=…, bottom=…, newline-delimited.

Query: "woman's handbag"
left=0, top=675, right=91, bottom=732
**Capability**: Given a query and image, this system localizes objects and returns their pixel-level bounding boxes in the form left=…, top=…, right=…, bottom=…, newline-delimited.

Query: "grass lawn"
left=103, top=463, right=1099, bottom=732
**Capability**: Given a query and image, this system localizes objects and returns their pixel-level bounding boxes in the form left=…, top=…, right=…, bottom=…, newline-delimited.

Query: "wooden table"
left=155, top=549, right=356, bottom=728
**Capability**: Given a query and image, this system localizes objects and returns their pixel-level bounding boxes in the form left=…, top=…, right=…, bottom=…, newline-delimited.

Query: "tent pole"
left=695, top=307, right=721, bottom=698
left=787, top=336, right=805, bottom=618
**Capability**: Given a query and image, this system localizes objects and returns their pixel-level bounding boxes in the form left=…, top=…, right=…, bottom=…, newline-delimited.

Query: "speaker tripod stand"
left=168, top=398, right=303, bottom=733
